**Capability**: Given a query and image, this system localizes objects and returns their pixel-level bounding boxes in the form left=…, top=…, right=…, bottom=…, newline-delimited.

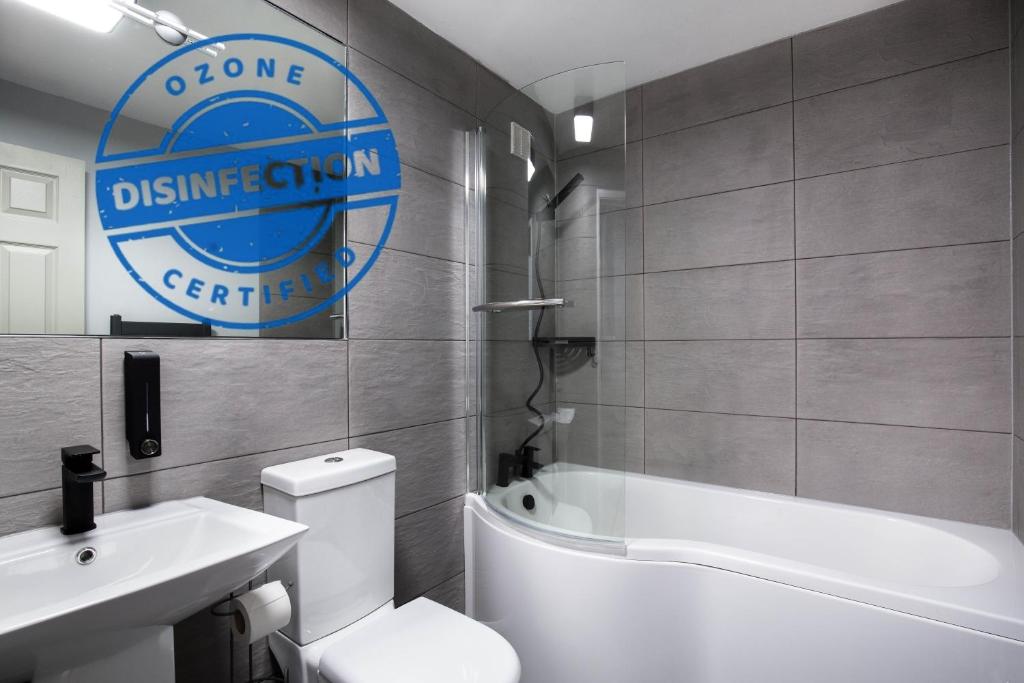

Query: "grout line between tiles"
left=638, top=47, right=1008, bottom=145
left=630, top=239, right=1011, bottom=279
left=395, top=492, right=465, bottom=521
left=349, top=239, right=468, bottom=267
left=639, top=406, right=1011, bottom=436
left=416, top=571, right=465, bottom=601
left=640, top=143, right=1009, bottom=211
left=348, top=46, right=480, bottom=129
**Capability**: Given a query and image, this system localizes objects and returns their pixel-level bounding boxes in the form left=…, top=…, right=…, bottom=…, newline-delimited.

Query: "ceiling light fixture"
left=573, top=102, right=594, bottom=144
left=14, top=0, right=224, bottom=56
left=110, top=0, right=225, bottom=56
left=13, top=0, right=128, bottom=33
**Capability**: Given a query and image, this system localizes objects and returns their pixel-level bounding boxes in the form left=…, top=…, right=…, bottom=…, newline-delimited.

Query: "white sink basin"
left=0, top=497, right=307, bottom=683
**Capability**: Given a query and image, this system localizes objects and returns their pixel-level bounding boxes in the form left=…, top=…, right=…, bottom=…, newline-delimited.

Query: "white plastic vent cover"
left=509, top=121, right=531, bottom=161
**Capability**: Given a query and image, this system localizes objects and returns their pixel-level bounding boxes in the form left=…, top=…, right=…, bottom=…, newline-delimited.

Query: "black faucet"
left=60, top=445, right=106, bottom=535
left=495, top=445, right=542, bottom=487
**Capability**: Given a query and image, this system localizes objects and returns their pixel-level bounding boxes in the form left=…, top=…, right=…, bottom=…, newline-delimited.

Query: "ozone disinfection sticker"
left=95, top=34, right=401, bottom=330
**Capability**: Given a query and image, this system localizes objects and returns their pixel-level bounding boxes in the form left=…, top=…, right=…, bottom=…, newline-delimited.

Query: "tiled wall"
left=0, top=0, right=511, bottom=680
left=630, top=0, right=1013, bottom=527
left=1013, top=0, right=1024, bottom=543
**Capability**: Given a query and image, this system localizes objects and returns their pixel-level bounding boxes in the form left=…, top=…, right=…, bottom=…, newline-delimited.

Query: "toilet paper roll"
left=230, top=581, right=291, bottom=644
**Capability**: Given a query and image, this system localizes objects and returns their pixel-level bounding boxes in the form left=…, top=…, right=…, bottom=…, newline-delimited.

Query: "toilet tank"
left=261, top=449, right=396, bottom=645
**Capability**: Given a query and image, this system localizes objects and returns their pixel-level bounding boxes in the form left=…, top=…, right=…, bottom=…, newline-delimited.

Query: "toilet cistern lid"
left=261, top=448, right=396, bottom=497
left=318, top=598, right=521, bottom=683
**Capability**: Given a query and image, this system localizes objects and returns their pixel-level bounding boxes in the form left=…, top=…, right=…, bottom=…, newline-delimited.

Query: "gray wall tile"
left=644, top=104, right=794, bottom=204
left=645, top=184, right=794, bottom=272
left=551, top=341, right=642, bottom=409
left=797, top=339, right=1010, bottom=431
left=626, top=341, right=644, bottom=408
left=645, top=409, right=795, bottom=494
left=556, top=142, right=643, bottom=210
left=643, top=40, right=793, bottom=138
left=351, top=418, right=467, bottom=517
left=172, top=604, right=232, bottom=683
left=258, top=294, right=338, bottom=340
left=795, top=146, right=1010, bottom=257
left=554, top=402, right=640, bottom=471
left=348, top=0, right=476, bottom=113
left=556, top=275, right=642, bottom=341
left=268, top=249, right=336, bottom=301
left=625, top=406, right=645, bottom=473
left=626, top=87, right=643, bottom=143
left=347, top=245, right=465, bottom=340
left=348, top=164, right=465, bottom=263
left=645, top=261, right=795, bottom=340
left=1013, top=25, right=1024, bottom=139
left=1016, top=337, right=1024, bottom=438
left=423, top=572, right=465, bottom=613
left=483, top=341, right=545, bottom=414
left=1015, top=133, right=1024, bottom=239
left=480, top=268, right=533, bottom=342
left=348, top=50, right=475, bottom=185
left=645, top=341, right=795, bottom=417
left=798, top=420, right=1010, bottom=526
left=555, top=341, right=628, bottom=407
left=484, top=197, right=530, bottom=274
left=794, top=51, right=1009, bottom=177
left=348, top=341, right=465, bottom=435
left=395, top=496, right=464, bottom=605
left=475, top=66, right=515, bottom=121
left=101, top=339, right=348, bottom=478
left=793, top=0, right=1007, bottom=98
left=796, top=242, right=1010, bottom=338
left=0, top=337, right=100, bottom=497
left=556, top=208, right=643, bottom=280
left=266, top=0, right=347, bottom=43
left=103, top=439, right=349, bottom=513
left=0, top=487, right=96, bottom=537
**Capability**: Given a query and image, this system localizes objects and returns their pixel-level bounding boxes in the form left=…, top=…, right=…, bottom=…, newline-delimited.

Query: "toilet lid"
left=318, top=598, right=521, bottom=683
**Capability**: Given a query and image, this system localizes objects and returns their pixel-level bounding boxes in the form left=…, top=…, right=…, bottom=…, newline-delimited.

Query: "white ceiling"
left=387, top=0, right=905, bottom=89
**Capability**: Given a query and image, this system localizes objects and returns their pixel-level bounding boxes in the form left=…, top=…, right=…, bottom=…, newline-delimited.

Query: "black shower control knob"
left=140, top=439, right=160, bottom=457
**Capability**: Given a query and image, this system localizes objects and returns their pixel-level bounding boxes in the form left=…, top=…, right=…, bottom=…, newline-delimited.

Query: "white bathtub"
left=464, top=464, right=1024, bottom=683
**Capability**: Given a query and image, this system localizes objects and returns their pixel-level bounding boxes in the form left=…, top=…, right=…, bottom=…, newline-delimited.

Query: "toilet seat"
left=317, top=598, right=520, bottom=683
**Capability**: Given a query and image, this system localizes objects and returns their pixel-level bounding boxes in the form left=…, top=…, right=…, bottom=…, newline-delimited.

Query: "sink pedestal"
left=35, top=626, right=175, bottom=683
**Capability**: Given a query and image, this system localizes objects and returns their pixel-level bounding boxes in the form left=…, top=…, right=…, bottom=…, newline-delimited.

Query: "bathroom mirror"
left=0, top=0, right=353, bottom=338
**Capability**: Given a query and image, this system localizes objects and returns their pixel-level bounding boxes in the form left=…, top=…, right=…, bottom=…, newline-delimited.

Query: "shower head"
left=545, top=173, right=585, bottom=211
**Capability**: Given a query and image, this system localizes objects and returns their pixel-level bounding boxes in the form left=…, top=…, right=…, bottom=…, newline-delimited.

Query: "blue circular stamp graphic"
left=95, top=33, right=400, bottom=329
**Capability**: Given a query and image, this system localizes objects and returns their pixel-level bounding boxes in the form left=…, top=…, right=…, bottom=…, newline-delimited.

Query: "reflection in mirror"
left=0, top=0, right=352, bottom=338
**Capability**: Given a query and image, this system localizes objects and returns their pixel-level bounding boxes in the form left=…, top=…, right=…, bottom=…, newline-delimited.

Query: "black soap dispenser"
left=124, top=351, right=162, bottom=459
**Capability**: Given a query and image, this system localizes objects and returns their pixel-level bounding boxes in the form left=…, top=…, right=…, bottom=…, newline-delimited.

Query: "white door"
left=0, top=141, right=85, bottom=334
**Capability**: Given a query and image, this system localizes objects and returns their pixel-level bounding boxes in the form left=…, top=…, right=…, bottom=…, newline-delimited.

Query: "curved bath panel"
left=465, top=466, right=1024, bottom=683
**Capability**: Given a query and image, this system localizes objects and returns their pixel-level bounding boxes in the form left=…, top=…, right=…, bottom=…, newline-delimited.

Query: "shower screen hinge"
left=510, top=121, right=531, bottom=161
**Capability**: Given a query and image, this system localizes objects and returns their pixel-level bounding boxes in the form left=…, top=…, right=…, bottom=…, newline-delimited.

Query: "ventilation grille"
left=510, top=121, right=531, bottom=161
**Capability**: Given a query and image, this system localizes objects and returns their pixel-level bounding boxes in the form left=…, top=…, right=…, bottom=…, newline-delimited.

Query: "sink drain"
left=75, top=547, right=97, bottom=565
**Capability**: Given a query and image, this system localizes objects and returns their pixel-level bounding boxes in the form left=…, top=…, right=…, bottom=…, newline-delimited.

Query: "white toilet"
left=260, top=448, right=520, bottom=683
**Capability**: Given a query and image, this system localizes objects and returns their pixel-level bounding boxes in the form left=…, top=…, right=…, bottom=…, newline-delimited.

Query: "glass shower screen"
left=469, top=63, right=630, bottom=551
